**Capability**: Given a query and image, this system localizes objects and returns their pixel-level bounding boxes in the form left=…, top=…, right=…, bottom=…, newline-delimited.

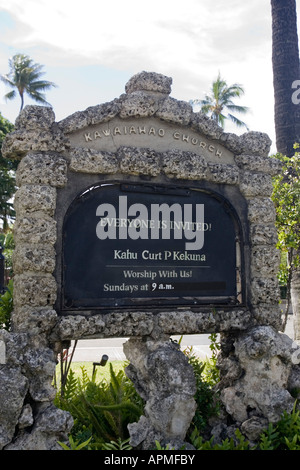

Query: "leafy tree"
left=0, top=279, right=13, bottom=330
left=0, top=114, right=15, bottom=171
left=270, top=1, right=300, bottom=337
left=0, top=171, right=16, bottom=231
left=190, top=72, right=249, bottom=130
left=1, top=53, right=57, bottom=112
left=271, top=144, right=300, bottom=329
left=0, top=113, right=16, bottom=231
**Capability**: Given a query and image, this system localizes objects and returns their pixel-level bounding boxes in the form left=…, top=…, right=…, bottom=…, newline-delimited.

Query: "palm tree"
left=1, top=54, right=57, bottom=112
left=271, top=0, right=300, bottom=158
left=190, top=73, right=249, bottom=130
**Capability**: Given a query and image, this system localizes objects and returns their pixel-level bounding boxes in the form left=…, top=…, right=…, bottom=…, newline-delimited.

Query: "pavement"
left=71, top=333, right=214, bottom=362
left=71, top=311, right=295, bottom=363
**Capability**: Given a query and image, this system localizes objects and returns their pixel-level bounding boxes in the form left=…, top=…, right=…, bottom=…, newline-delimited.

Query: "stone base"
left=124, top=336, right=196, bottom=449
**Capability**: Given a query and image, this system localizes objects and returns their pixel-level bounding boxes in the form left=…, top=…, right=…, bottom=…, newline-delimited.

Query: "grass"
left=55, top=360, right=127, bottom=385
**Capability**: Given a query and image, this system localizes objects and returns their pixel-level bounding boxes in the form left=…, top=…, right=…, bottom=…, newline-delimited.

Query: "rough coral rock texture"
left=124, top=337, right=196, bottom=449
left=125, top=71, right=172, bottom=95
left=1, top=70, right=298, bottom=450
left=216, top=327, right=295, bottom=427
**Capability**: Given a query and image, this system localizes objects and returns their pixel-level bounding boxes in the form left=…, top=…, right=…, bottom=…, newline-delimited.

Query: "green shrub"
left=189, top=428, right=251, bottom=450
left=58, top=435, right=92, bottom=450
left=0, top=231, right=14, bottom=282
left=55, top=363, right=144, bottom=449
left=258, top=402, right=300, bottom=450
left=0, top=278, right=13, bottom=330
left=188, top=401, right=300, bottom=450
left=56, top=336, right=300, bottom=451
left=183, top=339, right=220, bottom=435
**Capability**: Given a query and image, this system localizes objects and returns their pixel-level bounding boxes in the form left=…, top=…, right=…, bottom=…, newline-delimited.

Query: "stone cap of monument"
left=2, top=71, right=277, bottom=161
left=125, top=71, right=172, bottom=95
left=14, top=105, right=56, bottom=131
left=56, top=71, right=273, bottom=157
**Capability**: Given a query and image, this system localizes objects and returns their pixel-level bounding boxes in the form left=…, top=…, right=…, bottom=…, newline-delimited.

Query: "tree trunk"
left=271, top=0, right=300, bottom=157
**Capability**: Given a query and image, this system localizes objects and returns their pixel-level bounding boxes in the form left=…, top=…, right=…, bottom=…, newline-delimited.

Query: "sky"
left=0, top=0, right=299, bottom=155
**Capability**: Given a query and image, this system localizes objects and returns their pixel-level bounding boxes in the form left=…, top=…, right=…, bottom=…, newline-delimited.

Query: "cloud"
left=1, top=0, right=298, bottom=152
left=0, top=0, right=272, bottom=72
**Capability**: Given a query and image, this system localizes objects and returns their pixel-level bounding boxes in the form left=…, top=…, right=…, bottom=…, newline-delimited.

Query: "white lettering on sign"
left=83, top=124, right=223, bottom=157
left=95, top=196, right=210, bottom=251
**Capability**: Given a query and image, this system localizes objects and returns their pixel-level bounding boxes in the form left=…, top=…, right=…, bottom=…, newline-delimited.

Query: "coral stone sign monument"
left=1, top=71, right=299, bottom=451
left=62, top=182, right=240, bottom=311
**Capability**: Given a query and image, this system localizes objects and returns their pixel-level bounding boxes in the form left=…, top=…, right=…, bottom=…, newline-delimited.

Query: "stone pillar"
left=0, top=106, right=73, bottom=450
left=124, top=335, right=196, bottom=450
left=213, top=148, right=297, bottom=441
left=215, top=326, right=295, bottom=442
left=1, top=71, right=300, bottom=449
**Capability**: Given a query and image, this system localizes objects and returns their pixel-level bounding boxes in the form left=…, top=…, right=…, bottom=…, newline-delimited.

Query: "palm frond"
left=1, top=53, right=57, bottom=111
left=226, top=103, right=250, bottom=114
left=190, top=72, right=249, bottom=130
left=3, top=90, right=16, bottom=101
left=0, top=75, right=15, bottom=88
left=216, top=113, right=226, bottom=128
left=227, top=113, right=249, bottom=130
left=28, top=79, right=57, bottom=91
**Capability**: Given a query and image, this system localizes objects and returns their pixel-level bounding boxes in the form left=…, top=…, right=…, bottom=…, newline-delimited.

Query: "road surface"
left=70, top=313, right=294, bottom=362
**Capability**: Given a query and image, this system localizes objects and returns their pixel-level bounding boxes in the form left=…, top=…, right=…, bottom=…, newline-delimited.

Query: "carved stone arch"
left=1, top=71, right=296, bottom=451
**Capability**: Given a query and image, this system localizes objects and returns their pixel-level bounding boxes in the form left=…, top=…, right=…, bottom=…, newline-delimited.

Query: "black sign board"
left=62, top=183, right=240, bottom=311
